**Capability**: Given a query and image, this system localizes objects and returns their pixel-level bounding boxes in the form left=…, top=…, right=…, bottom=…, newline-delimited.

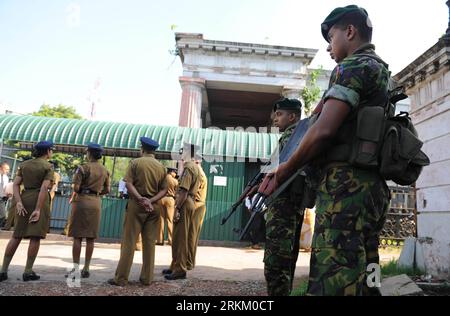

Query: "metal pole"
left=11, top=154, right=18, bottom=180
left=111, top=154, right=117, bottom=197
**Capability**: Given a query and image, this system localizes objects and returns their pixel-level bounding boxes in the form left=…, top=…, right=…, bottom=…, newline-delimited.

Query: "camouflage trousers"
left=307, top=166, right=390, bottom=296
left=264, top=194, right=304, bottom=296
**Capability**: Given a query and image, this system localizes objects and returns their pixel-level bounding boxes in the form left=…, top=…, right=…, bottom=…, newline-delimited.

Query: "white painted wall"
left=409, top=67, right=450, bottom=279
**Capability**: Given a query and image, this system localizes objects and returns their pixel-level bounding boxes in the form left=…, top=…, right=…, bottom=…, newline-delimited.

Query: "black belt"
left=79, top=189, right=100, bottom=196
left=24, top=188, right=40, bottom=191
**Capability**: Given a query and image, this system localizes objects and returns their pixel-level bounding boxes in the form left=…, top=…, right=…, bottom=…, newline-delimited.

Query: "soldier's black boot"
left=23, top=271, right=40, bottom=282
left=0, top=272, right=7, bottom=282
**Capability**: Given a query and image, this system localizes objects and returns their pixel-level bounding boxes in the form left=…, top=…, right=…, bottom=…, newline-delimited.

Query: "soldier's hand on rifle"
left=258, top=162, right=291, bottom=196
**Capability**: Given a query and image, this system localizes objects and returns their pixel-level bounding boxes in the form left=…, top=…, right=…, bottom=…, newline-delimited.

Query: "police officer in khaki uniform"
left=157, top=167, right=178, bottom=246
left=0, top=141, right=55, bottom=282
left=163, top=143, right=202, bottom=280
left=108, top=137, right=167, bottom=286
left=186, top=159, right=207, bottom=270
left=66, top=143, right=110, bottom=279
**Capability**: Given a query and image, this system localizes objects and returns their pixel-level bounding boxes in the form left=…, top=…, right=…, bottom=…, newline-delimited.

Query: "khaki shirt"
left=195, top=164, right=208, bottom=203
left=73, top=161, right=110, bottom=193
left=165, top=174, right=178, bottom=198
left=124, top=153, right=167, bottom=197
left=16, top=158, right=54, bottom=189
left=178, top=161, right=201, bottom=197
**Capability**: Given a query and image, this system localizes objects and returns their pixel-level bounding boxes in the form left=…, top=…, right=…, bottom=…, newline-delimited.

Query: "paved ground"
left=0, top=231, right=400, bottom=296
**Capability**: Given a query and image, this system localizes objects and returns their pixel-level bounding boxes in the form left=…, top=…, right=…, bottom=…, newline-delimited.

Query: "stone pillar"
left=178, top=77, right=206, bottom=128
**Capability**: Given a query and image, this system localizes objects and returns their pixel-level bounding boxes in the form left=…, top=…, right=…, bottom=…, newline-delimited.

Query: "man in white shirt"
left=0, top=162, right=11, bottom=227
left=118, top=177, right=128, bottom=199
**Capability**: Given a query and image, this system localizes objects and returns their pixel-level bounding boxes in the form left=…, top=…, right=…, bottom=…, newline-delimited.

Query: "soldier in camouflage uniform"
left=264, top=98, right=306, bottom=296
left=260, top=5, right=391, bottom=296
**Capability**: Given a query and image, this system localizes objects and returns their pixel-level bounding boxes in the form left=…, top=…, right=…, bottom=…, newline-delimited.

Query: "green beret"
left=273, top=98, right=302, bottom=112
left=321, top=5, right=370, bottom=42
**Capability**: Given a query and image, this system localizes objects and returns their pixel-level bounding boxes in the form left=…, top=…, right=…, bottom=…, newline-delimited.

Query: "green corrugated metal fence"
left=50, top=195, right=127, bottom=239
left=200, top=161, right=246, bottom=241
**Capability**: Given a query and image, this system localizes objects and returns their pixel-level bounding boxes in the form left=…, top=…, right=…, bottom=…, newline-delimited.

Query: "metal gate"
left=380, top=184, right=417, bottom=246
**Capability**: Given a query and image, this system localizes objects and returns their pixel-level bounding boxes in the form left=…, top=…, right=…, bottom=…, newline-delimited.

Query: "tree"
left=32, top=104, right=83, bottom=119
left=301, top=67, right=323, bottom=117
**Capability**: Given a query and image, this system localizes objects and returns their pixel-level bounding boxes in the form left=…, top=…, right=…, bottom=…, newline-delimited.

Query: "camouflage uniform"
left=307, top=44, right=391, bottom=296
left=264, top=122, right=306, bottom=296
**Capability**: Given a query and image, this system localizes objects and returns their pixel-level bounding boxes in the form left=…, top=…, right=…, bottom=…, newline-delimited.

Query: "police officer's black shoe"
left=107, top=278, right=125, bottom=286
left=23, top=271, right=40, bottom=282
left=162, top=269, right=172, bottom=275
left=0, top=272, right=7, bottom=282
left=81, top=270, right=90, bottom=278
left=164, top=272, right=186, bottom=280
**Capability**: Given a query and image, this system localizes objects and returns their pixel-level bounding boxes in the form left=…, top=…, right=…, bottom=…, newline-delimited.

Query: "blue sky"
left=0, top=0, right=447, bottom=126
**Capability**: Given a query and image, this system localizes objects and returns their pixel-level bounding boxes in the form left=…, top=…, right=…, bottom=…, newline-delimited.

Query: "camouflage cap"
left=321, top=5, right=370, bottom=42
left=273, top=98, right=302, bottom=112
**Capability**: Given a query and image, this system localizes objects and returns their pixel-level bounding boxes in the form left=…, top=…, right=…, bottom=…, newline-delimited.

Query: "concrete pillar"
left=178, top=77, right=206, bottom=128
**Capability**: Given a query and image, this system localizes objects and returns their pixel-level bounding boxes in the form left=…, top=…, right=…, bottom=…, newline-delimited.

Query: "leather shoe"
left=0, top=272, right=7, bottom=282
left=23, top=271, right=40, bottom=282
left=162, top=269, right=172, bottom=275
left=164, top=272, right=186, bottom=280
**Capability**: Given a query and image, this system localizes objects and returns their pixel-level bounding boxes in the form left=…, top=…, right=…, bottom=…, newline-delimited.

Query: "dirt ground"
left=0, top=231, right=399, bottom=296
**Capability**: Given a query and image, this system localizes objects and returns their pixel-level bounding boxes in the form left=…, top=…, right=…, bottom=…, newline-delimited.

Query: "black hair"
left=32, top=148, right=49, bottom=158
left=334, top=11, right=373, bottom=43
left=285, top=109, right=302, bottom=116
left=88, top=149, right=102, bottom=160
left=141, top=145, right=155, bottom=154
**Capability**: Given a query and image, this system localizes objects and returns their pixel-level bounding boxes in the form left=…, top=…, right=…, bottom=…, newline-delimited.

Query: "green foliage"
left=381, top=259, right=424, bottom=278
left=104, top=157, right=131, bottom=183
left=301, top=67, right=323, bottom=116
left=31, top=104, right=83, bottom=119
left=15, top=104, right=86, bottom=177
